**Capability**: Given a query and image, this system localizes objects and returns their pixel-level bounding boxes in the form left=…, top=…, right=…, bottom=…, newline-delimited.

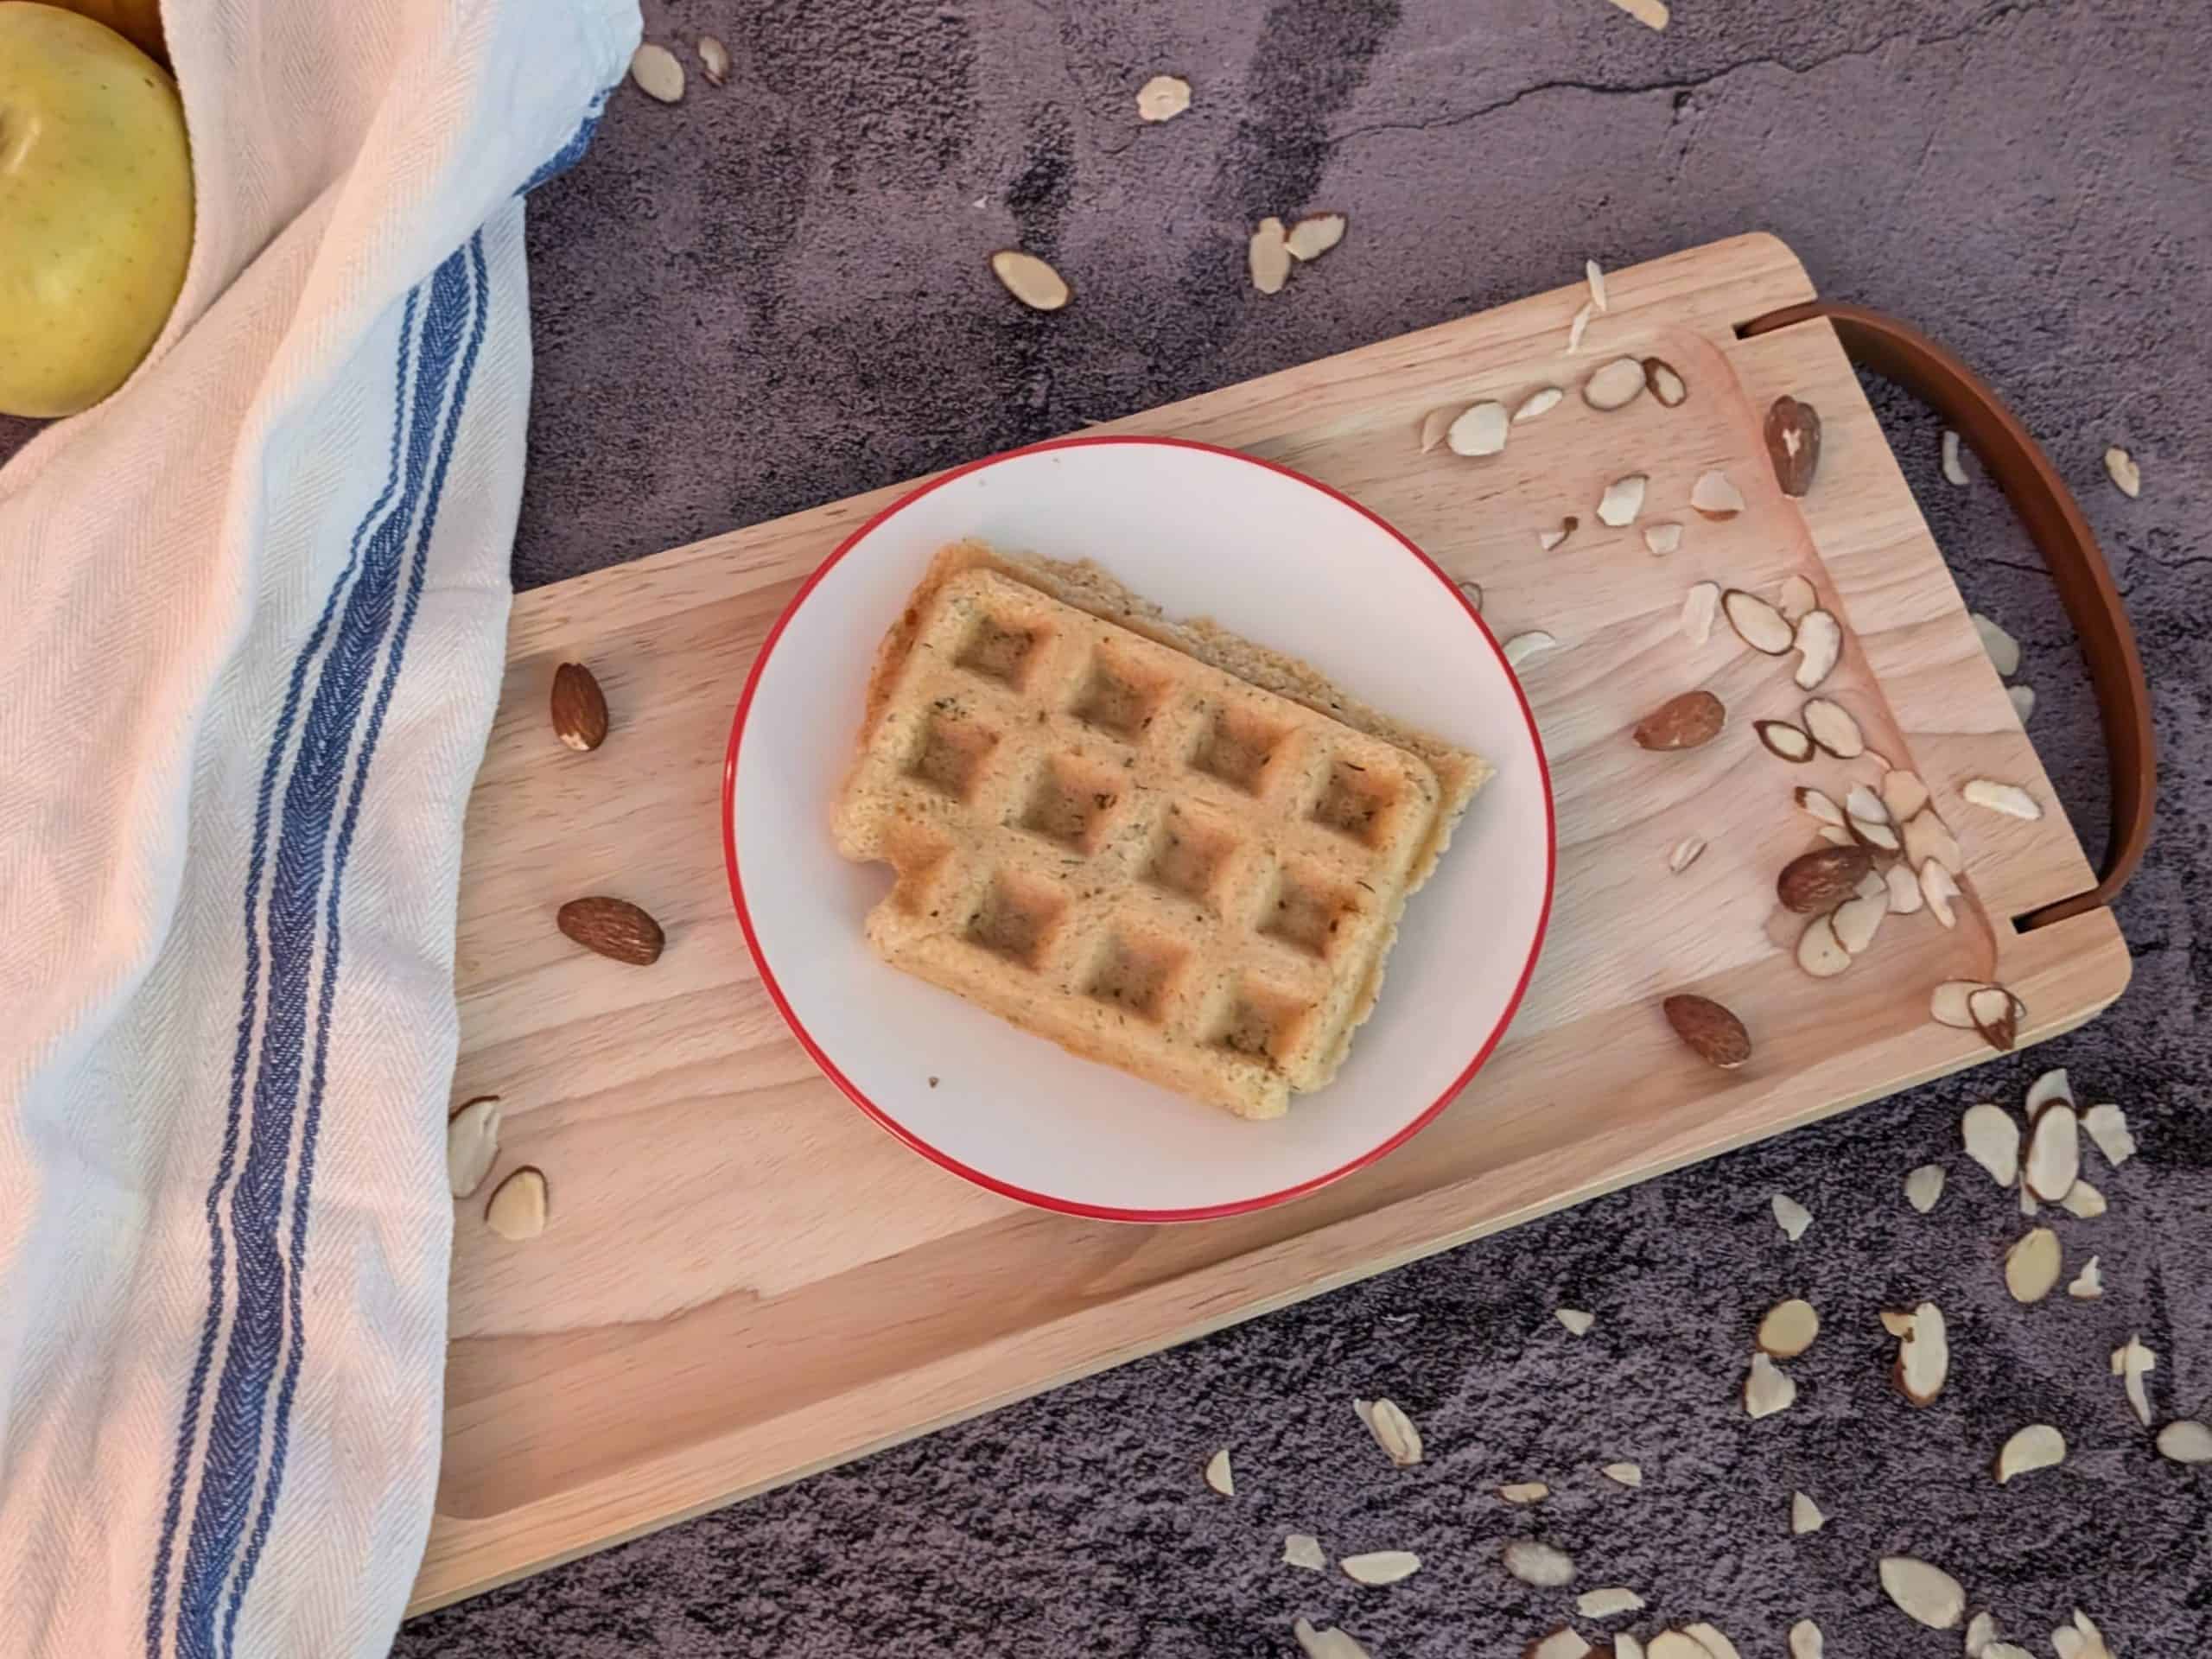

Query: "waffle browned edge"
left=843, top=538, right=1494, bottom=1102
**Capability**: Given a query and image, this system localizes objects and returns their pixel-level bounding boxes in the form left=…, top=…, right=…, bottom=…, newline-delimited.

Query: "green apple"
left=0, top=2, right=192, bottom=418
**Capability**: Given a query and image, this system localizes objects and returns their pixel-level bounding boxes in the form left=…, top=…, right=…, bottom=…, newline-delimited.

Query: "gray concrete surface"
left=22, top=0, right=2209, bottom=1652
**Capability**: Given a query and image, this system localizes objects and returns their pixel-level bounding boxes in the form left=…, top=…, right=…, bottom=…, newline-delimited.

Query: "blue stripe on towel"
left=143, top=287, right=423, bottom=1659
left=218, top=232, right=492, bottom=1655
left=156, top=235, right=484, bottom=1659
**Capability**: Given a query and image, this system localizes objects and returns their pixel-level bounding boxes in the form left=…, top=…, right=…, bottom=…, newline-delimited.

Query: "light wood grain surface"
left=414, top=233, right=2128, bottom=1611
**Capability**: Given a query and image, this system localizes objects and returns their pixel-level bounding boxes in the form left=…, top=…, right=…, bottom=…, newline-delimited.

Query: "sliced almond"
left=1796, top=786, right=1847, bottom=827
left=1634, top=690, right=1726, bottom=751
left=1723, top=588, right=1793, bottom=653
left=1684, top=1624, right=1742, bottom=1659
left=1135, top=73, right=1192, bottom=121
left=1647, top=1637, right=1707, bottom=1659
left=1566, top=299, right=1595, bottom=354
left=1744, top=1351, right=1798, bottom=1418
left=446, top=1095, right=503, bottom=1198
left=2060, top=1179, right=2107, bottom=1219
left=2114, top=1334, right=2156, bottom=1427
left=1538, top=517, right=1579, bottom=552
left=1341, top=1550, right=1419, bottom=1586
left=1447, top=400, right=1510, bottom=457
left=1283, top=1531, right=1327, bottom=1569
left=1583, top=357, right=1647, bottom=410
left=1815, top=823, right=1854, bottom=846
left=1776, top=574, right=1818, bottom=624
left=1965, top=1611, right=1996, bottom=1657
left=1942, top=429, right=1971, bottom=486
left=1203, top=1447, right=1234, bottom=1495
left=1901, top=808, right=1965, bottom=875
left=1600, top=1461, right=1643, bottom=1487
left=1586, top=257, right=1609, bottom=311
left=1616, top=1638, right=1648, bottom=1659
left=696, top=34, right=730, bottom=85
left=1794, top=913, right=1849, bottom=978
left=1904, top=1164, right=1945, bottom=1213
left=1764, top=397, right=1822, bottom=495
left=1757, top=1298, right=1821, bottom=1358
left=1691, top=467, right=1745, bottom=520
left=1667, top=835, right=1707, bottom=874
left=1248, top=217, right=1291, bottom=295
left=1644, top=522, right=1683, bottom=556
left=2158, top=1420, right=2212, bottom=1464
left=484, top=1166, right=548, bottom=1241
left=1597, top=474, right=1649, bottom=526
left=2024, top=1066, right=2075, bottom=1118
left=2024, top=1103, right=2080, bottom=1199
left=2103, top=445, right=2141, bottom=499
left=1791, top=610, right=1843, bottom=690
left=1662, top=993, right=1751, bottom=1069
left=1577, top=1586, right=1645, bottom=1619
left=1513, top=385, right=1565, bottom=423
left=1967, top=983, right=2016, bottom=1051
left=1789, top=1620, right=1823, bottom=1659
left=2009, top=683, right=2037, bottom=722
left=1895, top=1301, right=1948, bottom=1405
left=1525, top=1630, right=1592, bottom=1659
left=1771, top=1193, right=1811, bottom=1242
left=1355, top=1396, right=1423, bottom=1465
left=991, top=249, right=1071, bottom=310
left=1920, top=860, right=1961, bottom=928
left=1556, top=1306, right=1597, bottom=1336
left=1797, top=696, right=1863, bottom=760
left=1500, top=1481, right=1550, bottom=1503
left=2082, top=1102, right=2137, bottom=1166
left=1503, top=630, right=1559, bottom=670
left=1993, top=1423, right=2066, bottom=1484
left=1643, top=357, right=1688, bottom=406
left=2068, top=1255, right=2103, bottom=1299
left=1680, top=581, right=1720, bottom=645
left=1294, top=1618, right=1373, bottom=1659
left=1458, top=580, right=1484, bottom=612
left=1971, top=612, right=2021, bottom=677
left=1879, top=1556, right=1965, bottom=1630
left=1286, top=213, right=1346, bottom=262
left=1418, top=405, right=1461, bottom=454
left=2004, top=1226, right=2062, bottom=1302
left=1789, top=1491, right=1825, bottom=1534
left=1832, top=886, right=1889, bottom=955
left=629, top=41, right=686, bottom=102
left=1504, top=1538, right=1576, bottom=1587
left=1961, top=1103, right=2022, bottom=1184
left=1961, top=779, right=2042, bottom=820
left=1884, top=860, right=1923, bottom=914
left=1758, top=721, right=1816, bottom=764
left=1777, top=844, right=1872, bottom=913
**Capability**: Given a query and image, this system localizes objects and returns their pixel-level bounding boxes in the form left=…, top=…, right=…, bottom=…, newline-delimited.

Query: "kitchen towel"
left=0, top=2, right=636, bottom=1655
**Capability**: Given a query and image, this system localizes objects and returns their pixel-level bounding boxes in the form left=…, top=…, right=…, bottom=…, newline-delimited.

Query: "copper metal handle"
left=1740, top=300, right=2156, bottom=931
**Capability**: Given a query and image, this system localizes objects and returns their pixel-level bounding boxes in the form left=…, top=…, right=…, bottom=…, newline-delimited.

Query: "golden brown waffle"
left=835, top=559, right=1481, bottom=1119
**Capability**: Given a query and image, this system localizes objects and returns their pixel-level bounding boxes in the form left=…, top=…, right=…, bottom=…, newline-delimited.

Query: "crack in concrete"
left=1330, top=0, right=2054, bottom=148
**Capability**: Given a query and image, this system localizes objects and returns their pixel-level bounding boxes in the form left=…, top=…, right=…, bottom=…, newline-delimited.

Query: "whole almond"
left=557, top=896, right=664, bottom=965
left=1764, top=396, right=1822, bottom=496
left=1663, top=993, right=1751, bottom=1070
left=550, top=662, right=610, bottom=751
left=1633, top=690, right=1726, bottom=751
left=1777, top=844, right=1873, bottom=913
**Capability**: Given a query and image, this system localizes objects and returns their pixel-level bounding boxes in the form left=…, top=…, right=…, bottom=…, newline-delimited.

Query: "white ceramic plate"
left=723, top=437, right=1553, bottom=1222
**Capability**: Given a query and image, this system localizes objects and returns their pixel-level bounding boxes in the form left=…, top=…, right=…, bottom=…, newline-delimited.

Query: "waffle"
left=833, top=546, right=1489, bottom=1119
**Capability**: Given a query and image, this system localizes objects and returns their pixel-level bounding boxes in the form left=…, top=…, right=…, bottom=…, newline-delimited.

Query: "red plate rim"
left=721, top=434, right=1557, bottom=1224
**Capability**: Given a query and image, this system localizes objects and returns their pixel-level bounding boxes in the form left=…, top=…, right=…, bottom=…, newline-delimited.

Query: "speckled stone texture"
left=16, top=0, right=2208, bottom=1653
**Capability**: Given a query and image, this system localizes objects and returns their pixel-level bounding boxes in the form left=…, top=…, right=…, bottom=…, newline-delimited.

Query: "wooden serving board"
left=415, top=233, right=2129, bottom=1611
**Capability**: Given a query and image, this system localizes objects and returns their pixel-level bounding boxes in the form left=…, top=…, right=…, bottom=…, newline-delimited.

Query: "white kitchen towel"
left=0, top=2, right=636, bottom=1655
